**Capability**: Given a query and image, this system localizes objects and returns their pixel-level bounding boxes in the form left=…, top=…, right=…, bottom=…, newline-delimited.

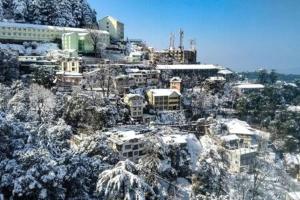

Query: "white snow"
left=157, top=64, right=222, bottom=70
left=148, top=89, right=181, bottom=96
left=288, top=106, right=300, bottom=113
left=234, top=83, right=265, bottom=89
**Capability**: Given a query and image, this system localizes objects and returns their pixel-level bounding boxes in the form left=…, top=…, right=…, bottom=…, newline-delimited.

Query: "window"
left=133, top=145, right=138, bottom=150
left=134, top=151, right=138, bottom=156
left=72, top=62, right=75, bottom=66
left=125, top=145, right=131, bottom=150
left=139, top=150, right=145, bottom=156
left=139, top=144, right=144, bottom=148
left=123, top=153, right=127, bottom=157
left=128, top=152, right=133, bottom=157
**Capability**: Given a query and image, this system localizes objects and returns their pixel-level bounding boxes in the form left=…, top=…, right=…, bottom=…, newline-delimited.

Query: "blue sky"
left=88, top=0, right=300, bottom=74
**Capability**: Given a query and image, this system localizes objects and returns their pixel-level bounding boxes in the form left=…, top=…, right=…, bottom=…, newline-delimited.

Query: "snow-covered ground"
left=0, top=42, right=59, bottom=56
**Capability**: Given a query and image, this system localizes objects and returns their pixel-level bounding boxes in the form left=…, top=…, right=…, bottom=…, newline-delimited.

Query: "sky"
left=88, top=0, right=300, bottom=74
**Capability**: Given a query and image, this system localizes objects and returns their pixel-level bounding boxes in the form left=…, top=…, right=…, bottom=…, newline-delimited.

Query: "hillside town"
left=0, top=1, right=300, bottom=200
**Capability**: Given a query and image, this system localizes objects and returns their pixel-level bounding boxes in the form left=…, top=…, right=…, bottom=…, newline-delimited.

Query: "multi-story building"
left=18, top=56, right=59, bottom=74
left=234, top=83, right=265, bottom=95
left=124, top=94, right=144, bottom=120
left=0, top=22, right=110, bottom=54
left=170, top=77, right=182, bottom=92
left=108, top=130, right=146, bottom=163
left=125, top=68, right=160, bottom=86
left=61, top=57, right=81, bottom=73
left=224, top=148, right=257, bottom=173
left=147, top=89, right=181, bottom=111
left=99, top=16, right=124, bottom=41
left=113, top=74, right=135, bottom=95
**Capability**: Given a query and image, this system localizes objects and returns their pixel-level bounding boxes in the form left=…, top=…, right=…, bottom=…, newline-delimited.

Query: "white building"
left=234, top=83, right=265, bottom=95
left=0, top=22, right=110, bottom=53
left=99, top=16, right=124, bottom=41
left=108, top=130, right=146, bottom=162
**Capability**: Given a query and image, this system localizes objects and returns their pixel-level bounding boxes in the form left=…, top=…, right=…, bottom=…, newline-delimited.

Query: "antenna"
left=190, top=39, right=196, bottom=51
left=179, top=29, right=184, bottom=51
left=169, top=33, right=175, bottom=50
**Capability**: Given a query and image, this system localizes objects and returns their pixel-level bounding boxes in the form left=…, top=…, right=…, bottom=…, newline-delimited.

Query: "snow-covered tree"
left=29, top=84, right=56, bottom=122
left=96, top=160, right=155, bottom=200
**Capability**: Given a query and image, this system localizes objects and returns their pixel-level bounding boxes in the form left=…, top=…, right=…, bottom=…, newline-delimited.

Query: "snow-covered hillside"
left=0, top=0, right=97, bottom=28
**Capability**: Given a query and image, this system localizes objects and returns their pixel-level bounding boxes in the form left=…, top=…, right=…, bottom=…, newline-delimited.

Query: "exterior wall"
left=62, top=33, right=78, bottom=50
left=170, top=81, right=181, bottom=92
left=99, top=16, right=124, bottom=41
left=114, top=75, right=135, bottom=94
left=147, top=91, right=181, bottom=111
left=0, top=22, right=110, bottom=53
left=61, top=59, right=80, bottom=73
left=110, top=139, right=146, bottom=163
left=124, top=96, right=144, bottom=119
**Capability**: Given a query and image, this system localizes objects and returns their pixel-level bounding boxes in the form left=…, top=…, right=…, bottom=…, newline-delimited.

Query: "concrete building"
left=125, top=68, right=160, bottom=86
left=0, top=22, right=110, bottom=54
left=224, top=148, right=257, bottom=173
left=62, top=32, right=110, bottom=54
left=124, top=94, right=144, bottom=120
left=108, top=130, right=146, bottom=163
left=99, top=16, right=124, bottom=41
left=234, top=83, right=265, bottom=95
left=113, top=75, right=135, bottom=95
left=170, top=77, right=182, bottom=92
left=147, top=89, right=181, bottom=111
left=18, top=56, right=59, bottom=74
left=61, top=57, right=81, bottom=73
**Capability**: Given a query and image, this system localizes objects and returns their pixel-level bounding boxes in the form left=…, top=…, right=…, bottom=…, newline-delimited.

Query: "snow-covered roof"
left=225, top=119, right=256, bottom=135
left=284, top=153, right=300, bottom=165
left=125, top=68, right=140, bottom=73
left=218, top=69, right=233, bottom=75
left=130, top=52, right=143, bottom=56
left=287, top=192, right=300, bottom=200
left=148, top=89, right=181, bottom=96
left=162, top=134, right=188, bottom=145
left=0, top=22, right=109, bottom=35
left=220, top=134, right=240, bottom=142
left=125, top=93, right=144, bottom=100
left=206, top=76, right=226, bottom=81
left=56, top=71, right=82, bottom=77
left=287, top=106, right=300, bottom=112
left=109, top=130, right=145, bottom=144
left=170, top=77, right=182, bottom=82
left=156, top=64, right=222, bottom=70
left=234, top=83, right=265, bottom=89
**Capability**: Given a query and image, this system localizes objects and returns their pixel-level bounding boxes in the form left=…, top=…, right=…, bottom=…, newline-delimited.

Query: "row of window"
left=124, top=143, right=144, bottom=150
left=0, top=32, right=58, bottom=38
left=123, top=150, right=145, bottom=158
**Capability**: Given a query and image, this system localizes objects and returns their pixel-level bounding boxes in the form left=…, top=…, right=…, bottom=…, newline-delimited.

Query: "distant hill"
left=0, top=0, right=98, bottom=28
left=240, top=71, right=300, bottom=82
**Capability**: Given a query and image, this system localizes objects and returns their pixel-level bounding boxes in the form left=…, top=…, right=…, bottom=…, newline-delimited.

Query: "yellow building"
left=124, top=94, right=144, bottom=120
left=147, top=89, right=181, bottom=111
left=99, top=16, right=124, bottom=41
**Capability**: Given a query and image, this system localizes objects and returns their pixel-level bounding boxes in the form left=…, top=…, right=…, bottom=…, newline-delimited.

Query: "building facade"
left=99, top=16, right=124, bottom=41
left=0, top=22, right=110, bottom=54
left=170, top=77, right=182, bottom=92
left=147, top=89, right=181, bottom=111
left=124, top=94, right=144, bottom=120
left=108, top=131, right=146, bottom=163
